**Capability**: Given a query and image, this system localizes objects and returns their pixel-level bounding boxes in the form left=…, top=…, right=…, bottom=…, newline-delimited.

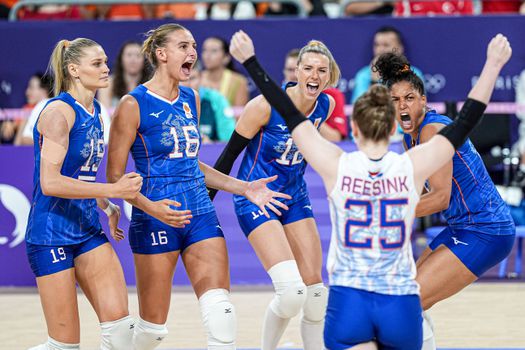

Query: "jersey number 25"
left=344, top=198, right=408, bottom=250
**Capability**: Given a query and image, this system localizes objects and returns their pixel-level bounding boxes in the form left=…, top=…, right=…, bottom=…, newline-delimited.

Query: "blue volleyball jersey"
left=233, top=84, right=331, bottom=212
left=404, top=111, right=514, bottom=234
left=26, top=92, right=105, bottom=245
left=129, top=85, right=213, bottom=215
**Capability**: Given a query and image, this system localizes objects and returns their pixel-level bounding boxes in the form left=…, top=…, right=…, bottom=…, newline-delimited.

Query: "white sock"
left=421, top=311, right=436, bottom=350
left=132, top=318, right=168, bottom=350
left=28, top=337, right=80, bottom=350
left=300, top=318, right=323, bottom=350
left=261, top=306, right=291, bottom=350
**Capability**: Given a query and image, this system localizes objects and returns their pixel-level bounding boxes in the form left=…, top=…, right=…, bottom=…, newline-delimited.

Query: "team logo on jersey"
left=276, top=124, right=288, bottom=131
left=183, top=102, right=193, bottom=119
left=368, top=171, right=383, bottom=180
left=149, top=110, right=164, bottom=118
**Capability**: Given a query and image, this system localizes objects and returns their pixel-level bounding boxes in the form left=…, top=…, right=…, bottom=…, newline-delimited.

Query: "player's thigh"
left=74, top=242, right=129, bottom=322
left=324, top=286, right=375, bottom=350
left=416, top=244, right=476, bottom=310
left=134, top=251, right=180, bottom=323
left=284, top=217, right=323, bottom=284
left=247, top=220, right=295, bottom=271
left=36, top=268, right=80, bottom=343
left=375, top=294, right=422, bottom=350
left=182, top=237, right=230, bottom=298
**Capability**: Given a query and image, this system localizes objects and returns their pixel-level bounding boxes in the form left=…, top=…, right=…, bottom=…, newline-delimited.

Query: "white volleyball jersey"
left=327, top=151, right=420, bottom=295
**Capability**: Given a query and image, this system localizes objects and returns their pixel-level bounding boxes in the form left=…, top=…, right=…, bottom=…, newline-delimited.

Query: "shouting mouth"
left=399, top=113, right=412, bottom=130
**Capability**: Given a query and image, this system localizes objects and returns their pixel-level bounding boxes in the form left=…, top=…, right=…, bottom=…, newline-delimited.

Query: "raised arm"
left=229, top=31, right=343, bottom=191
left=408, top=34, right=512, bottom=193
left=38, top=100, right=141, bottom=200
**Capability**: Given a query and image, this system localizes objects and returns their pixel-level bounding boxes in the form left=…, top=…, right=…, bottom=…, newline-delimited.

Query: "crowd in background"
left=1, top=0, right=525, bottom=20
left=1, top=22, right=524, bottom=149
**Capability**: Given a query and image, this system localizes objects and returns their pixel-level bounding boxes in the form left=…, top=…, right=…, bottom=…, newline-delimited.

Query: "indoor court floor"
left=1, top=282, right=524, bottom=349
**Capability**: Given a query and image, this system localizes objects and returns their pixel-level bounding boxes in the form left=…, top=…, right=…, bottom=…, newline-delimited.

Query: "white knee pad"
left=100, top=315, right=135, bottom=350
left=268, top=260, right=307, bottom=319
left=302, top=283, right=328, bottom=323
left=28, top=337, right=80, bottom=350
left=132, top=318, right=168, bottom=350
left=199, top=288, right=237, bottom=349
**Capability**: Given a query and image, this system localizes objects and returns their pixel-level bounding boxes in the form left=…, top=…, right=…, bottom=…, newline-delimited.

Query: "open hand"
left=244, top=175, right=292, bottom=218
left=230, top=30, right=255, bottom=64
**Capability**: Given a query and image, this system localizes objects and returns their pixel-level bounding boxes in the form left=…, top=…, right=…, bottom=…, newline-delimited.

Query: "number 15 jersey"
left=327, top=151, right=420, bottom=295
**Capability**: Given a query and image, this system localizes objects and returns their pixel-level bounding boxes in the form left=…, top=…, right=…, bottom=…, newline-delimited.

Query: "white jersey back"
left=327, top=151, right=420, bottom=295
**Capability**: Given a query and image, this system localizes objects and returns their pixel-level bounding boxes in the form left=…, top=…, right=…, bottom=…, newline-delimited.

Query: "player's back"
left=404, top=111, right=514, bottom=233
left=128, top=85, right=212, bottom=215
left=26, top=92, right=105, bottom=245
left=235, top=83, right=330, bottom=207
left=327, top=151, right=420, bottom=295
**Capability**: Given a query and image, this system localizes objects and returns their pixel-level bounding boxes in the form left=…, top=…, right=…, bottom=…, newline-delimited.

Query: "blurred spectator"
left=181, top=61, right=235, bottom=143
left=482, top=0, right=525, bottom=14
left=264, top=0, right=326, bottom=15
left=206, top=2, right=256, bottom=19
left=89, top=4, right=154, bottom=20
left=0, top=0, right=16, bottom=19
left=18, top=4, right=82, bottom=20
left=344, top=1, right=394, bottom=16
left=395, top=0, right=473, bottom=16
left=155, top=4, right=197, bottom=18
left=283, top=49, right=300, bottom=83
left=351, top=26, right=423, bottom=103
left=282, top=47, right=348, bottom=141
left=6, top=73, right=51, bottom=145
left=201, top=36, right=249, bottom=107
left=98, top=41, right=150, bottom=110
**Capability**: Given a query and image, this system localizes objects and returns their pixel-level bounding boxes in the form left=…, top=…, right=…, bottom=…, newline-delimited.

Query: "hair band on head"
left=64, top=40, right=70, bottom=48
left=400, top=64, right=410, bottom=73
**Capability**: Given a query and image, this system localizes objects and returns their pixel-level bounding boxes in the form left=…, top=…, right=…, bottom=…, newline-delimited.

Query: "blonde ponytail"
left=47, top=38, right=99, bottom=96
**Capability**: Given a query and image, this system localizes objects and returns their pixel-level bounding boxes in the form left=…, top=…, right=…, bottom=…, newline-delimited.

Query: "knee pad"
left=28, top=337, right=80, bottom=350
left=302, top=283, right=328, bottom=323
left=267, top=260, right=307, bottom=319
left=199, top=288, right=237, bottom=347
left=132, top=318, right=168, bottom=350
left=100, top=315, right=135, bottom=350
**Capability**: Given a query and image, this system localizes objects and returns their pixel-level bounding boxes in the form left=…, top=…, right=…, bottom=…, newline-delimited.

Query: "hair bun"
left=374, top=52, right=412, bottom=84
left=368, top=84, right=391, bottom=106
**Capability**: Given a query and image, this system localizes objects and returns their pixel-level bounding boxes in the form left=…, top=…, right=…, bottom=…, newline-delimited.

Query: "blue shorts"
left=429, top=226, right=515, bottom=277
left=235, top=196, right=314, bottom=236
left=324, top=286, right=422, bottom=350
left=26, top=231, right=109, bottom=277
left=129, top=210, right=224, bottom=254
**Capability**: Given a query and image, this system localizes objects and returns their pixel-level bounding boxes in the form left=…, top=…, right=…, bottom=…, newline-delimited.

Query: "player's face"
left=201, top=38, right=226, bottom=70
left=390, top=80, right=427, bottom=135
left=296, top=52, right=330, bottom=100
left=121, top=43, right=144, bottom=76
left=71, top=45, right=109, bottom=91
left=283, top=56, right=298, bottom=83
left=163, top=30, right=197, bottom=82
left=373, top=32, right=403, bottom=57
